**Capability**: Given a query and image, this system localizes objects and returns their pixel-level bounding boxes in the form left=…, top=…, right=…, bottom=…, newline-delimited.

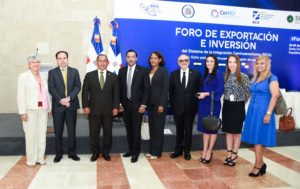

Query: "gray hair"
left=27, top=55, right=40, bottom=64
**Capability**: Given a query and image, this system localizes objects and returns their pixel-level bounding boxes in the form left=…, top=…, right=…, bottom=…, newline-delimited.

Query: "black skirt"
left=221, top=100, right=245, bottom=134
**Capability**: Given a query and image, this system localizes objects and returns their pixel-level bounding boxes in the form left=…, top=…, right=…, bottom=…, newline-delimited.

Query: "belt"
left=38, top=101, right=43, bottom=107
left=126, top=97, right=132, bottom=101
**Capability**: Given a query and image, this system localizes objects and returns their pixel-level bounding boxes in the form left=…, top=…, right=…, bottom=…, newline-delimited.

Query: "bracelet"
left=267, top=111, right=271, bottom=115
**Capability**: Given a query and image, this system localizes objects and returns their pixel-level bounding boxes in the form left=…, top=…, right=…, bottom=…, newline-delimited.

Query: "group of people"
left=17, top=50, right=279, bottom=177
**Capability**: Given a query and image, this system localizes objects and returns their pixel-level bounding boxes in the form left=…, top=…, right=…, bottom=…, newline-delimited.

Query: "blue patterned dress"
left=197, top=71, right=224, bottom=134
left=241, top=75, right=278, bottom=147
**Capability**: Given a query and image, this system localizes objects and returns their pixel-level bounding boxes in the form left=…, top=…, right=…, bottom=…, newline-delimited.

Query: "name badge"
left=230, top=94, right=235, bottom=101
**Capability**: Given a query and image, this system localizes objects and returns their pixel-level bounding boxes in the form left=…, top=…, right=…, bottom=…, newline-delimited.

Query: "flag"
left=86, top=17, right=104, bottom=73
left=107, top=20, right=122, bottom=74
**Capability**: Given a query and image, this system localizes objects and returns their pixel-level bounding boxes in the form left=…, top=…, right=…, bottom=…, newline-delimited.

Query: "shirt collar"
left=98, top=69, right=107, bottom=75
left=60, top=66, right=68, bottom=70
left=128, top=64, right=136, bottom=71
left=180, top=67, right=189, bottom=74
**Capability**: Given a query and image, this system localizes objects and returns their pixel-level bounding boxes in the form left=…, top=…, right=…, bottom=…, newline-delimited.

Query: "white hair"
left=27, top=55, right=40, bottom=64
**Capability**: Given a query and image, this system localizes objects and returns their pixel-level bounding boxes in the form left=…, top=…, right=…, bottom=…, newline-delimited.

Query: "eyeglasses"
left=178, top=59, right=189, bottom=63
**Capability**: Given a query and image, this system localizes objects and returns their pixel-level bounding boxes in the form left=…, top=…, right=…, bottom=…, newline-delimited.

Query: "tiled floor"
left=0, top=146, right=299, bottom=189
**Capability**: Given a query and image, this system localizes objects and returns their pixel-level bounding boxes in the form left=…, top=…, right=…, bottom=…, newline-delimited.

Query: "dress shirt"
left=180, top=67, right=189, bottom=87
left=98, top=69, right=107, bottom=82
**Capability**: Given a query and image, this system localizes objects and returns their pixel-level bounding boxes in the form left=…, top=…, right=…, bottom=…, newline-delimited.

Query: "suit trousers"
left=88, top=114, right=113, bottom=154
left=173, top=113, right=196, bottom=153
left=148, top=104, right=166, bottom=157
left=123, top=99, right=143, bottom=155
left=22, top=107, right=48, bottom=166
left=52, top=108, right=77, bottom=157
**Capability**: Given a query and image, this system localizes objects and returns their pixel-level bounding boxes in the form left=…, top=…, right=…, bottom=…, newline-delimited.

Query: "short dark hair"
left=55, top=51, right=68, bottom=59
left=97, top=54, right=108, bottom=61
left=126, top=49, right=138, bottom=57
left=148, top=51, right=165, bottom=67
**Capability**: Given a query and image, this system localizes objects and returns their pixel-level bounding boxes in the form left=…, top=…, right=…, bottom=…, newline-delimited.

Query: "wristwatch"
left=267, top=111, right=271, bottom=115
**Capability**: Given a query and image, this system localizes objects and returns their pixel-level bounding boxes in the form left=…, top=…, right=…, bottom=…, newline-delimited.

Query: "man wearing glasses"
left=169, top=54, right=201, bottom=160
left=82, top=54, right=120, bottom=162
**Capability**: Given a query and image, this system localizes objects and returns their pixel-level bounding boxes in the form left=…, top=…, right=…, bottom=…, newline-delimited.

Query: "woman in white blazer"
left=17, top=55, right=51, bottom=167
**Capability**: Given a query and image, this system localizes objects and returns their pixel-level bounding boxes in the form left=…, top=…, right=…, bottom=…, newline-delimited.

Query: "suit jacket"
left=118, top=64, right=150, bottom=108
left=17, top=70, right=52, bottom=114
left=148, top=66, right=169, bottom=108
left=82, top=70, right=120, bottom=116
left=48, top=66, right=81, bottom=112
left=169, top=68, right=201, bottom=115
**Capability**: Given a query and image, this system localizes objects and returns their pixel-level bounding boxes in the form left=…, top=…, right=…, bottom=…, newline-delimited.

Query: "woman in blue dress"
left=197, top=54, right=224, bottom=164
left=242, top=55, right=279, bottom=177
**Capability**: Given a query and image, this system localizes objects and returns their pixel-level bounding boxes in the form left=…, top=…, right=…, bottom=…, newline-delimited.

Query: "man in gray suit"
left=48, top=51, right=81, bottom=163
left=82, top=54, right=120, bottom=162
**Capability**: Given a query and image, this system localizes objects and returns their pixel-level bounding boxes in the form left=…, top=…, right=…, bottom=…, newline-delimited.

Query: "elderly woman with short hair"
left=17, top=55, right=51, bottom=167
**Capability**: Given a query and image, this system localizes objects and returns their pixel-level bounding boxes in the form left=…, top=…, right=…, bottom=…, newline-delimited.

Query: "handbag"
left=268, top=76, right=287, bottom=115
left=201, top=91, right=222, bottom=132
left=279, top=107, right=295, bottom=131
left=141, top=122, right=150, bottom=140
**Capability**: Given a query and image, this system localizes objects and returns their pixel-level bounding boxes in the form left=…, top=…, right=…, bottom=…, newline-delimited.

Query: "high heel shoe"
left=202, top=152, right=213, bottom=164
left=249, top=163, right=267, bottom=177
left=228, top=151, right=238, bottom=166
left=224, top=150, right=232, bottom=165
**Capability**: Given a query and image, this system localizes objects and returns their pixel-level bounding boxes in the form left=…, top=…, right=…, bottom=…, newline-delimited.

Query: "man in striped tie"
left=48, top=51, right=81, bottom=163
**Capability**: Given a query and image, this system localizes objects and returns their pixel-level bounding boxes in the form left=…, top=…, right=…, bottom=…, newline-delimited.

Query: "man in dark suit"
left=118, top=50, right=150, bottom=163
left=82, top=54, right=119, bottom=162
left=169, top=54, right=201, bottom=160
left=48, top=51, right=81, bottom=163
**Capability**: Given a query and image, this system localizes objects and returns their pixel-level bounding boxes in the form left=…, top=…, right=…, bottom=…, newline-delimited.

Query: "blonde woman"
left=17, top=55, right=51, bottom=167
left=241, top=55, right=279, bottom=177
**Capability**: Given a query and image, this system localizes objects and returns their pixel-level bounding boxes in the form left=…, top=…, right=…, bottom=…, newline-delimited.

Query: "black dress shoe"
left=54, top=155, right=62, bottom=163
left=123, top=152, right=132, bottom=157
left=249, top=164, right=267, bottom=177
left=170, top=151, right=183, bottom=159
left=102, top=153, right=111, bottom=161
left=68, top=154, right=80, bottom=161
left=90, top=153, right=99, bottom=162
left=184, top=152, right=191, bottom=160
left=131, top=154, right=139, bottom=163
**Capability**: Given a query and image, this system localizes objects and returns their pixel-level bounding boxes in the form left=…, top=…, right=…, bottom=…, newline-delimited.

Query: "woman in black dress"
left=222, top=54, right=250, bottom=166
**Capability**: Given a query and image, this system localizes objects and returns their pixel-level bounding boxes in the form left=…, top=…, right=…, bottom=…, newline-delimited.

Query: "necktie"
left=127, top=67, right=132, bottom=98
left=62, top=68, right=67, bottom=96
left=182, top=71, right=186, bottom=88
left=100, top=71, right=104, bottom=89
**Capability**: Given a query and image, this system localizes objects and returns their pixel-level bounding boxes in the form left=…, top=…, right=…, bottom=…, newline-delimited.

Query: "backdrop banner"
left=115, top=0, right=300, bottom=91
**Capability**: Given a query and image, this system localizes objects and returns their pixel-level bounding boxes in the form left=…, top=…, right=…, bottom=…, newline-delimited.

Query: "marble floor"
left=0, top=146, right=299, bottom=189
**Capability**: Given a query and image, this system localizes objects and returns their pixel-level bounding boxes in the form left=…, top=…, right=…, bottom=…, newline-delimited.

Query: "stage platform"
left=0, top=114, right=299, bottom=155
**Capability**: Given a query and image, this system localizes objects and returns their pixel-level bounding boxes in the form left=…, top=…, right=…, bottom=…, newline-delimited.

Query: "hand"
left=196, top=92, right=207, bottom=99
left=263, top=114, right=271, bottom=124
left=139, top=106, right=146, bottom=114
left=20, top=114, right=28, bottom=122
left=60, top=97, right=70, bottom=105
left=65, top=102, right=70, bottom=108
left=84, top=107, right=90, bottom=114
left=157, top=106, right=164, bottom=113
left=112, top=108, right=118, bottom=116
left=48, top=112, right=51, bottom=117
left=119, top=105, right=124, bottom=112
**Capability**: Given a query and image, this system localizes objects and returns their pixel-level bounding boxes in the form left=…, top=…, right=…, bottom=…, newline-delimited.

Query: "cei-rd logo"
left=211, top=9, right=219, bottom=18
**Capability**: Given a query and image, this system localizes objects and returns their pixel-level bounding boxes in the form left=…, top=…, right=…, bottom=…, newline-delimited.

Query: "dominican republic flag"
left=86, top=17, right=104, bottom=73
left=107, top=20, right=122, bottom=74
